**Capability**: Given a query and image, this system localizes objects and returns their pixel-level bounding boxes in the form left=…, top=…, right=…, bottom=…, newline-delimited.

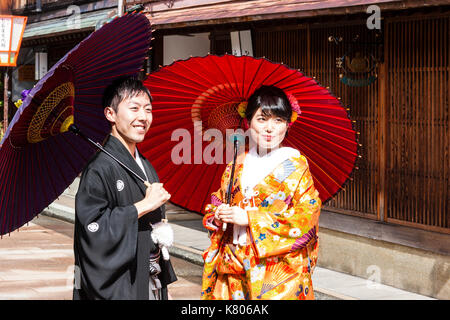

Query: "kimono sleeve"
left=248, top=162, right=321, bottom=259
left=202, top=189, right=225, bottom=232
left=74, top=167, right=139, bottom=297
left=202, top=165, right=230, bottom=232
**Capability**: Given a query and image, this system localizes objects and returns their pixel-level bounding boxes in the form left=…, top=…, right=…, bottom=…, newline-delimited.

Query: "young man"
left=73, top=77, right=177, bottom=300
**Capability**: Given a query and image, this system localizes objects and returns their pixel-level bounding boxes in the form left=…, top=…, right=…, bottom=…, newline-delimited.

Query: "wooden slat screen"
left=308, top=24, right=379, bottom=217
left=209, top=32, right=232, bottom=56
left=253, top=29, right=308, bottom=70
left=253, top=16, right=449, bottom=232
left=253, top=24, right=380, bottom=218
left=385, top=16, right=449, bottom=231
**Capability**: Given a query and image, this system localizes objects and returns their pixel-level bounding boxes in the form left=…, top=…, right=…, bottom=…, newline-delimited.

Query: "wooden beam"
left=377, top=22, right=388, bottom=222
left=146, top=0, right=450, bottom=29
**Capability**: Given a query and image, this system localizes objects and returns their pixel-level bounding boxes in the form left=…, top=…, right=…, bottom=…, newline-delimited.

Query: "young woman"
left=201, top=85, right=321, bottom=300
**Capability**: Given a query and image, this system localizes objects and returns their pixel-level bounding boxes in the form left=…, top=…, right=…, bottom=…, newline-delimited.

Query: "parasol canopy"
left=142, top=54, right=358, bottom=215
left=0, top=13, right=151, bottom=235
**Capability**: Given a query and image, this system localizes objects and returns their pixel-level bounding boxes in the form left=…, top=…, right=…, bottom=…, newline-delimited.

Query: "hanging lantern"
left=0, top=15, right=27, bottom=67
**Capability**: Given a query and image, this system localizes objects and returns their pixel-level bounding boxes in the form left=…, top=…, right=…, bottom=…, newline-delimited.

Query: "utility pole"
left=3, top=68, right=8, bottom=130
left=0, top=0, right=11, bottom=133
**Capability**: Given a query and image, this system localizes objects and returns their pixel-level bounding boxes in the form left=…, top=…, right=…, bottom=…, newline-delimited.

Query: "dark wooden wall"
left=385, top=15, right=449, bottom=231
left=252, top=13, right=449, bottom=233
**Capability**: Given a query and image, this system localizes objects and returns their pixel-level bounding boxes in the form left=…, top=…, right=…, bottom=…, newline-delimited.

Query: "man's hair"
left=102, top=77, right=152, bottom=112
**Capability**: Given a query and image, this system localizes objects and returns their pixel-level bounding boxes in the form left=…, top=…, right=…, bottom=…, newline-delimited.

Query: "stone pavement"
left=0, top=214, right=202, bottom=300
left=0, top=215, right=74, bottom=299
left=0, top=193, right=436, bottom=300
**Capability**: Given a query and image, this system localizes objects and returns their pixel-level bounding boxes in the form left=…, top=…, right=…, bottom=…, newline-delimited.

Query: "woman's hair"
left=245, top=85, right=292, bottom=122
left=102, top=77, right=152, bottom=112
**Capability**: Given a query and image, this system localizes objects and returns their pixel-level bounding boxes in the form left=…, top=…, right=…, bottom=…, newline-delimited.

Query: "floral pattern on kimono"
left=201, top=153, right=321, bottom=300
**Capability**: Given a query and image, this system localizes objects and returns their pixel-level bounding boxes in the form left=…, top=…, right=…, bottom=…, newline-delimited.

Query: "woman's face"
left=249, top=107, right=289, bottom=152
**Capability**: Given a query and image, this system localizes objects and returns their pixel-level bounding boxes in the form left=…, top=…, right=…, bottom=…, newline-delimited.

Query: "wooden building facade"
left=9, top=0, right=450, bottom=234
left=144, top=0, right=449, bottom=234
left=249, top=14, right=449, bottom=234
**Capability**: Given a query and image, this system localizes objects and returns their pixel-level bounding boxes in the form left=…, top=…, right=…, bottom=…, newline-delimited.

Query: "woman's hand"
left=216, top=204, right=249, bottom=226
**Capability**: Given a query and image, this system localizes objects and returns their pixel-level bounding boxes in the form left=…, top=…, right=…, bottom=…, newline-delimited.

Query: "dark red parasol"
left=0, top=13, right=151, bottom=235
left=142, top=54, right=358, bottom=214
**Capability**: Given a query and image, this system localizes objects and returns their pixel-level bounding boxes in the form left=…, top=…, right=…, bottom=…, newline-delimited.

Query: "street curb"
left=169, top=243, right=204, bottom=266
left=42, top=204, right=75, bottom=224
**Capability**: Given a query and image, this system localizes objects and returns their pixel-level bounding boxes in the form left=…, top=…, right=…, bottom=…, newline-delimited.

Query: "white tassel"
left=232, top=225, right=247, bottom=246
left=238, top=226, right=247, bottom=246
left=150, top=219, right=173, bottom=260
left=233, top=224, right=239, bottom=245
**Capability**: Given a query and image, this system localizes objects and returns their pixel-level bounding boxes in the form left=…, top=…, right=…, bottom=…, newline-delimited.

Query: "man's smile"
left=132, top=123, right=147, bottom=133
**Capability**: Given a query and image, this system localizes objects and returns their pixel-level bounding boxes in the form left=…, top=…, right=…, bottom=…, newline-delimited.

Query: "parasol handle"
left=69, top=124, right=146, bottom=184
left=223, top=136, right=241, bottom=232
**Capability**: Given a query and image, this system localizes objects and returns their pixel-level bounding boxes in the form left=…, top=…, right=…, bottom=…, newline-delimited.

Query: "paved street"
left=0, top=215, right=202, bottom=300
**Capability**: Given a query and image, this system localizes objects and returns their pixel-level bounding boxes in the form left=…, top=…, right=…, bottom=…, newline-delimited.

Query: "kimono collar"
left=241, top=147, right=300, bottom=197
left=104, top=135, right=150, bottom=192
left=135, top=149, right=149, bottom=181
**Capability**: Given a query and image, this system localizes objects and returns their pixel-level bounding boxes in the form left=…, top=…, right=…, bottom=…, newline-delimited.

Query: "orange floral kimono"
left=201, top=152, right=321, bottom=300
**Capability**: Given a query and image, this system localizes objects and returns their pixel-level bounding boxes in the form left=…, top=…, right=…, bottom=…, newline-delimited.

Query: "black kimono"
left=73, top=135, right=177, bottom=300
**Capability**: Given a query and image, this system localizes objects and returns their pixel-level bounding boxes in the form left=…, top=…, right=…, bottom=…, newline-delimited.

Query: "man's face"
left=106, top=92, right=153, bottom=145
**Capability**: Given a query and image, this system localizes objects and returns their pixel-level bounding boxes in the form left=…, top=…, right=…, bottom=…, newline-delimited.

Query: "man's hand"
left=135, top=182, right=171, bottom=218
left=216, top=205, right=249, bottom=226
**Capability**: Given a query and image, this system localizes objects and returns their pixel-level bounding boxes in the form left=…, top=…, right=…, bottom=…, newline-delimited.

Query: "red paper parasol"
left=0, top=13, right=151, bottom=235
left=142, top=54, right=358, bottom=214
